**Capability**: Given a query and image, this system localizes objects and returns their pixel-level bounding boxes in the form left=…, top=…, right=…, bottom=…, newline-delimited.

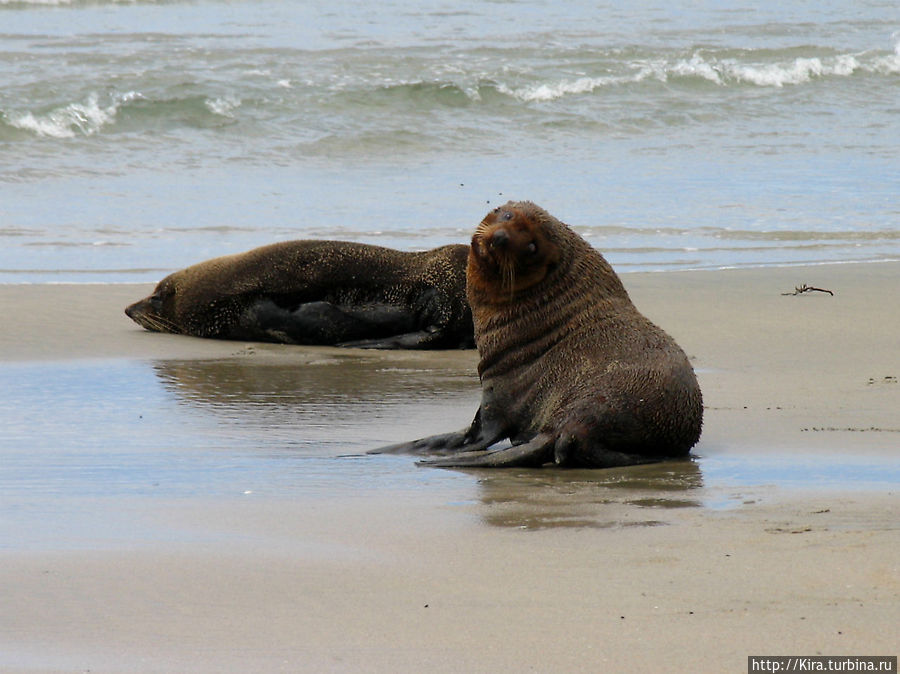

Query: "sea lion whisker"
left=128, top=306, right=181, bottom=334
left=159, top=317, right=182, bottom=334
left=144, top=312, right=180, bottom=334
left=136, top=313, right=159, bottom=331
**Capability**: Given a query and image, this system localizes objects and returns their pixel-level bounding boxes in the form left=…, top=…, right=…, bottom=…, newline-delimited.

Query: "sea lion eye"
left=526, top=242, right=537, bottom=255
left=502, top=211, right=513, bottom=221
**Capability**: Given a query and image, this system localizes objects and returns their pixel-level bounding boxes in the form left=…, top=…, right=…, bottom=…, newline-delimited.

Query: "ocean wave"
left=339, top=80, right=482, bottom=107
left=673, top=43, right=900, bottom=86
left=663, top=52, right=873, bottom=87
left=205, top=95, right=242, bottom=118
left=7, top=93, right=112, bottom=138
left=3, top=90, right=243, bottom=139
left=3, top=91, right=141, bottom=138
left=872, top=33, right=900, bottom=74
left=496, top=73, right=645, bottom=102
left=496, top=42, right=900, bottom=102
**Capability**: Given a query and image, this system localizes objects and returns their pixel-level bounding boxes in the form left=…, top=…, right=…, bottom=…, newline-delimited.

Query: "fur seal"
left=125, top=240, right=474, bottom=349
left=373, top=201, right=703, bottom=467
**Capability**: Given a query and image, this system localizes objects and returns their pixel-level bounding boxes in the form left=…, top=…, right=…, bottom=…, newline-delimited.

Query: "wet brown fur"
left=373, top=201, right=702, bottom=467
left=125, top=240, right=473, bottom=349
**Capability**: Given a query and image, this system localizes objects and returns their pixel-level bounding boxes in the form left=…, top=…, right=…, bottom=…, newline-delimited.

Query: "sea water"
left=1, top=0, right=898, bottom=282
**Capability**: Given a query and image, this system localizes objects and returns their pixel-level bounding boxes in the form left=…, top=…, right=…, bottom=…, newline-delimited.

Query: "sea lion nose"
left=489, top=228, right=510, bottom=250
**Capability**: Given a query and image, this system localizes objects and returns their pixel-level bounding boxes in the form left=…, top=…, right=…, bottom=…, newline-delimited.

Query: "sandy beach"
left=0, top=262, right=897, bottom=673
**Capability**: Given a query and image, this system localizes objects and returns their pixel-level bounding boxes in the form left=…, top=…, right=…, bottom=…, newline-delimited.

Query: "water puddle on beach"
left=1, top=355, right=897, bottom=546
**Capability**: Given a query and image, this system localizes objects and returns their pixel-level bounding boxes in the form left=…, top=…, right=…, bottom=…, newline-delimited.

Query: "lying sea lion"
left=373, top=201, right=703, bottom=466
left=125, top=240, right=473, bottom=349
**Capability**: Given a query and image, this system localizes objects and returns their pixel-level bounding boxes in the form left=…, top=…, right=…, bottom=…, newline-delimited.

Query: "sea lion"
left=373, top=201, right=703, bottom=467
left=125, top=240, right=474, bottom=349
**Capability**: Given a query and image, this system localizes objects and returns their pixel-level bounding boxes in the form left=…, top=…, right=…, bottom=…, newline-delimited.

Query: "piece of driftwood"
left=781, top=284, right=834, bottom=296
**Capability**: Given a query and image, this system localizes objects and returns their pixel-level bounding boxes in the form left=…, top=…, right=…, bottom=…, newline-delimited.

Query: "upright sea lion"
left=125, top=240, right=474, bottom=349
left=373, top=201, right=703, bottom=467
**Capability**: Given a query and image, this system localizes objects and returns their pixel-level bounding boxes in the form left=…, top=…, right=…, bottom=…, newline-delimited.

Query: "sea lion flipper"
left=370, top=407, right=505, bottom=456
left=338, top=330, right=436, bottom=350
left=241, top=300, right=421, bottom=345
left=418, top=433, right=555, bottom=468
left=368, top=430, right=471, bottom=456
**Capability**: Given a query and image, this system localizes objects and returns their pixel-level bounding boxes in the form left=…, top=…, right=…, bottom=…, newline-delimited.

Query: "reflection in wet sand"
left=153, top=350, right=478, bottom=408
left=149, top=349, right=482, bottom=454
left=467, top=460, right=703, bottom=530
left=138, top=349, right=898, bottom=532
left=146, top=351, right=710, bottom=528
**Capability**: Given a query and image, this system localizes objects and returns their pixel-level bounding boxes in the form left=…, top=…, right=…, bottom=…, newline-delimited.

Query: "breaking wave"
left=501, top=43, right=900, bottom=102
left=4, top=92, right=136, bottom=138
left=2, top=91, right=242, bottom=139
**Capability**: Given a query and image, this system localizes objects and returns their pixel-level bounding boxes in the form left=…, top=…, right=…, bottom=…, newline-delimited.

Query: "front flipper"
left=370, top=429, right=472, bottom=456
left=369, top=407, right=505, bottom=457
left=236, top=299, right=418, bottom=345
left=419, top=433, right=555, bottom=468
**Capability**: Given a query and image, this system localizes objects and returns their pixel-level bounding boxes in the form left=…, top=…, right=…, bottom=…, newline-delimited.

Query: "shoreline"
left=1, top=261, right=897, bottom=672
left=4, top=254, right=899, bottom=284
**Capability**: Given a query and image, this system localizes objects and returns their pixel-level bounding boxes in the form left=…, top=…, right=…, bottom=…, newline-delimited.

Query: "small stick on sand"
left=781, top=284, right=834, bottom=296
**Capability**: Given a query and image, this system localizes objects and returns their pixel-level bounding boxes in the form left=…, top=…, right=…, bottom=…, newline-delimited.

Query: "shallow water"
left=2, top=355, right=897, bottom=549
left=1, top=0, right=899, bottom=282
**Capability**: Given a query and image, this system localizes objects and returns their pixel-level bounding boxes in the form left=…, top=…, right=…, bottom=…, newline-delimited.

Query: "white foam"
left=669, top=54, right=724, bottom=85
left=498, top=73, right=645, bottom=102
left=870, top=34, right=900, bottom=74
left=493, top=47, right=884, bottom=103
left=832, top=54, right=860, bottom=76
left=205, top=95, right=241, bottom=117
left=664, top=51, right=874, bottom=87
left=7, top=93, right=122, bottom=138
left=730, top=57, right=828, bottom=87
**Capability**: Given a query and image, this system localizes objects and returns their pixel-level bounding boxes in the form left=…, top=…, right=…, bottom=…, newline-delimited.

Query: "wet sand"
left=0, top=263, right=898, bottom=673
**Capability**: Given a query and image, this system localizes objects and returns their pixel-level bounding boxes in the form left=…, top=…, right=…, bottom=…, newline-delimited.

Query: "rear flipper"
left=338, top=329, right=439, bottom=350
left=418, top=433, right=555, bottom=468
left=552, top=427, right=666, bottom=468
left=419, top=432, right=667, bottom=469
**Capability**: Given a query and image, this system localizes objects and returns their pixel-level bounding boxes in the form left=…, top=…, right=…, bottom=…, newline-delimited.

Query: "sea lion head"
left=125, top=272, right=186, bottom=334
left=468, top=201, right=562, bottom=301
